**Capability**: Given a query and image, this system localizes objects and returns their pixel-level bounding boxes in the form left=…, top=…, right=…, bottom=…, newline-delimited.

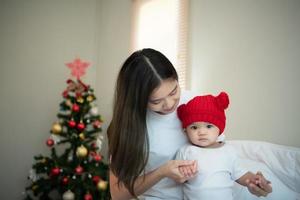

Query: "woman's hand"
left=246, top=171, right=272, bottom=197
left=158, top=160, right=198, bottom=183
left=178, top=160, right=198, bottom=179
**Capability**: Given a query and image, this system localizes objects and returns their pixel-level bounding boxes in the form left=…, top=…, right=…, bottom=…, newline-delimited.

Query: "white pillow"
left=232, top=158, right=297, bottom=199
left=227, top=140, right=300, bottom=199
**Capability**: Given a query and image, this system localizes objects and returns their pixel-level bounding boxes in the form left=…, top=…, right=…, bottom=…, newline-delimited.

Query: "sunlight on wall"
left=131, top=0, right=189, bottom=89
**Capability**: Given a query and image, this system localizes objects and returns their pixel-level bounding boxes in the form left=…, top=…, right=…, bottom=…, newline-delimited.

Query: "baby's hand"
left=178, top=160, right=198, bottom=179
left=158, top=160, right=197, bottom=183
left=246, top=171, right=272, bottom=197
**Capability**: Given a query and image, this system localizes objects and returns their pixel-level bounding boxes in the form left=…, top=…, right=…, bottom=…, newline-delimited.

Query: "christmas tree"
left=24, top=58, right=110, bottom=200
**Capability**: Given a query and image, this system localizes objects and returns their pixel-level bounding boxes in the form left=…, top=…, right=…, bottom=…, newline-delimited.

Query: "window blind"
left=131, top=0, right=189, bottom=89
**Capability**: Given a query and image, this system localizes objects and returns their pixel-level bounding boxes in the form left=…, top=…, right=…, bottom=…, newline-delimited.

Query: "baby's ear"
left=183, top=128, right=187, bottom=134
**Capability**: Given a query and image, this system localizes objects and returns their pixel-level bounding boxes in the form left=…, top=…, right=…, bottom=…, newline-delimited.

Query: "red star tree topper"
left=66, top=58, right=90, bottom=79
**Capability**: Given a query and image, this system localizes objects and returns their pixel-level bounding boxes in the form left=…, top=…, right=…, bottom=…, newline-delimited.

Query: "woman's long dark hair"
left=107, top=48, right=178, bottom=197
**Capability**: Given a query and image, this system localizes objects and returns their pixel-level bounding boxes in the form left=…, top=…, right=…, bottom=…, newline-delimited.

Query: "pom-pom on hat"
left=177, top=92, right=229, bottom=134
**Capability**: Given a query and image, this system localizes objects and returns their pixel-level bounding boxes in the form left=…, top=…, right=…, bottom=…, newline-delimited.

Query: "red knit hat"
left=177, top=92, right=229, bottom=134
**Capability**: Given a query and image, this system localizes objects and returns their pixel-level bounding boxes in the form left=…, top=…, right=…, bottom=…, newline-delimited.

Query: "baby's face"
left=185, top=122, right=220, bottom=147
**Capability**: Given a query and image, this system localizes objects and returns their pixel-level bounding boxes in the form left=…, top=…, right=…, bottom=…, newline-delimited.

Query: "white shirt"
left=176, top=143, right=247, bottom=200
left=140, top=90, right=194, bottom=199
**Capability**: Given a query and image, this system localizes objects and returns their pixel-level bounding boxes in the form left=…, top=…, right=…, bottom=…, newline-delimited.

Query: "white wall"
left=0, top=0, right=100, bottom=199
left=95, top=0, right=132, bottom=158
left=189, top=0, right=300, bottom=147
left=0, top=0, right=132, bottom=198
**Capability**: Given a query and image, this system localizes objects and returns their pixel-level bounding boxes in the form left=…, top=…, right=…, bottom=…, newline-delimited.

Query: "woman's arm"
left=109, top=168, right=163, bottom=200
left=236, top=171, right=272, bottom=197
left=110, top=160, right=197, bottom=200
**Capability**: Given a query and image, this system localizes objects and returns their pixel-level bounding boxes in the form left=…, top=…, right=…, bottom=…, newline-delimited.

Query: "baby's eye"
left=207, top=124, right=214, bottom=128
left=190, top=125, right=198, bottom=130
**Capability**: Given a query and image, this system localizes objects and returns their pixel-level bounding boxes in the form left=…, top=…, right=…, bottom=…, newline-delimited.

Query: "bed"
left=227, top=140, right=300, bottom=199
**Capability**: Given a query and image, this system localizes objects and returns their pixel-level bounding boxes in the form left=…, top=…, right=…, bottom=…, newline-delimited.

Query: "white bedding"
left=227, top=140, right=300, bottom=199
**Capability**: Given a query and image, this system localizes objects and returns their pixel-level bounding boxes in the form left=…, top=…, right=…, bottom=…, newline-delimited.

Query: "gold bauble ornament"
left=86, top=95, right=94, bottom=102
left=77, top=96, right=84, bottom=104
left=32, top=184, right=38, bottom=191
left=97, top=180, right=108, bottom=191
left=76, top=145, right=88, bottom=157
left=79, top=133, right=85, bottom=140
left=51, top=122, right=62, bottom=134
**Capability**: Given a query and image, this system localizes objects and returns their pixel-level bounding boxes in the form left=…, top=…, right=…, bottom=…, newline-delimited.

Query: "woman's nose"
left=163, top=98, right=173, bottom=109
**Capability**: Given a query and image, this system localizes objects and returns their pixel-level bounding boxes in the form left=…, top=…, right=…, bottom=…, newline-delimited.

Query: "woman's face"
left=148, top=78, right=181, bottom=115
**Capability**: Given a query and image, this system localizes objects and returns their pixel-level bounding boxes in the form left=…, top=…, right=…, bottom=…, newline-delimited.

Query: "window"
left=131, top=0, right=189, bottom=89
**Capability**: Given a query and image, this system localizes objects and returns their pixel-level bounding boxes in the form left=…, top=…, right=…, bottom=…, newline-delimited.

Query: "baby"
left=176, top=92, right=272, bottom=200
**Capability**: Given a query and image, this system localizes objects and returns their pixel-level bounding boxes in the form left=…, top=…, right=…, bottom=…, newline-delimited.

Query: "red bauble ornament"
left=51, top=167, right=60, bottom=176
left=46, top=138, right=54, bottom=147
left=84, top=193, right=93, bottom=200
left=77, top=122, right=85, bottom=131
left=62, top=90, right=69, bottom=98
left=68, top=120, right=76, bottom=128
left=91, top=143, right=97, bottom=149
left=76, top=92, right=82, bottom=98
left=93, top=120, right=102, bottom=128
left=72, top=104, right=80, bottom=112
left=94, top=154, right=102, bottom=162
left=75, top=165, right=83, bottom=174
left=62, top=176, right=69, bottom=185
left=92, top=175, right=101, bottom=184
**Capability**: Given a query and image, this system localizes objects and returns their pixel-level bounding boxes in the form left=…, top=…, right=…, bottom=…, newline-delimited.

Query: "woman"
left=108, top=48, right=197, bottom=199
left=107, top=48, right=268, bottom=199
